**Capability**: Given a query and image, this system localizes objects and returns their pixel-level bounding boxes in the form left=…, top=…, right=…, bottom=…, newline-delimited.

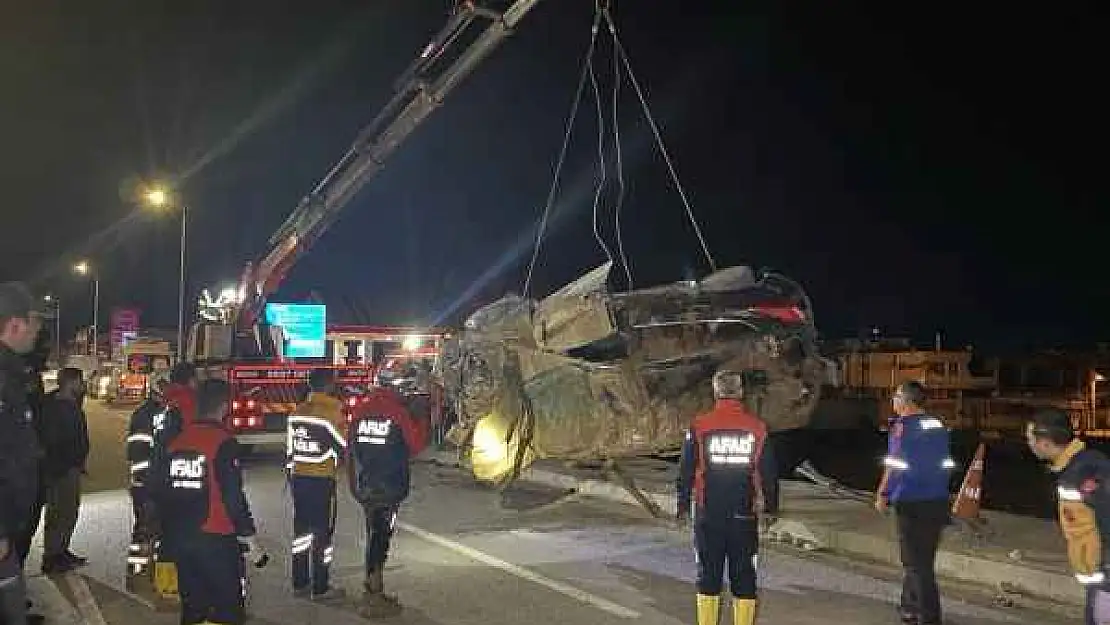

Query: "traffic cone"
left=952, top=442, right=986, bottom=520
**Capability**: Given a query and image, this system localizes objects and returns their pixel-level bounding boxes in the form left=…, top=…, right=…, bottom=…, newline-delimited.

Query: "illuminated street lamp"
left=142, top=184, right=187, bottom=360
left=146, top=188, right=168, bottom=207
left=73, top=261, right=99, bottom=357
left=1090, top=371, right=1107, bottom=432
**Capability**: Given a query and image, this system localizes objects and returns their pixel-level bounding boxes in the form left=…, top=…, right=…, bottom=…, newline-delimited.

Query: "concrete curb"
left=419, top=450, right=1084, bottom=608
left=27, top=574, right=83, bottom=625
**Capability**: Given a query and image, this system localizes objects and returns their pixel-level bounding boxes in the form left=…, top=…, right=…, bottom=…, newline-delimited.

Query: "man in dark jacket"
left=39, top=367, right=90, bottom=574
left=152, top=379, right=267, bottom=625
left=0, top=282, right=46, bottom=625
left=12, top=327, right=50, bottom=567
left=347, top=386, right=422, bottom=616
left=145, top=361, right=198, bottom=597
left=125, top=371, right=170, bottom=576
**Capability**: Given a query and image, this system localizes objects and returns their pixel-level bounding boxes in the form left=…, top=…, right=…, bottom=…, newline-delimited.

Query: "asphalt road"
left=82, top=400, right=134, bottom=494
left=54, top=402, right=1062, bottom=625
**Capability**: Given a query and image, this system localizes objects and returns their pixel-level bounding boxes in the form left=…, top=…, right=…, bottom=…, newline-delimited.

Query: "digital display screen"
left=264, top=303, right=326, bottom=358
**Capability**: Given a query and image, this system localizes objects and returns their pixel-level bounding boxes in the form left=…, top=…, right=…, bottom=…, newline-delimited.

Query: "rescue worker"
left=347, top=385, right=423, bottom=614
left=286, top=368, right=347, bottom=600
left=150, top=362, right=200, bottom=468
left=676, top=369, right=779, bottom=625
left=0, top=282, right=45, bottom=625
left=125, top=371, right=171, bottom=575
left=152, top=378, right=267, bottom=625
left=146, top=361, right=198, bottom=597
left=874, top=381, right=955, bottom=625
left=1026, top=408, right=1110, bottom=624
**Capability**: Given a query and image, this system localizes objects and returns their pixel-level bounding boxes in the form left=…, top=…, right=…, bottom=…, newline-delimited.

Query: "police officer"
left=347, top=385, right=422, bottom=614
left=874, top=381, right=955, bottom=625
left=1026, top=408, right=1110, bottom=624
left=152, top=378, right=267, bottom=625
left=0, top=282, right=45, bottom=625
left=286, top=369, right=347, bottom=600
left=676, top=369, right=779, bottom=625
left=125, top=371, right=171, bottom=576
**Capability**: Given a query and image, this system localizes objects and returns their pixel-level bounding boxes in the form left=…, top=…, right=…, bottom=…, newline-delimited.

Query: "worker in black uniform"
left=125, top=371, right=171, bottom=576
left=677, top=369, right=778, bottom=625
left=0, top=282, right=46, bottom=625
left=874, top=381, right=955, bottom=625
left=152, top=378, right=267, bottom=625
left=347, top=385, right=422, bottom=615
left=146, top=361, right=199, bottom=597
left=1026, top=408, right=1110, bottom=625
left=286, top=369, right=347, bottom=601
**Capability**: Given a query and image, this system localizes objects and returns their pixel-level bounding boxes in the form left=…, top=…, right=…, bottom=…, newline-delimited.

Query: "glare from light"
left=146, top=188, right=168, bottom=207
left=219, top=287, right=238, bottom=303
left=74, top=261, right=89, bottom=275
left=43, top=295, right=53, bottom=302
left=403, top=335, right=422, bottom=352
left=1096, top=372, right=1106, bottom=383
left=471, top=415, right=510, bottom=480
left=468, top=412, right=535, bottom=484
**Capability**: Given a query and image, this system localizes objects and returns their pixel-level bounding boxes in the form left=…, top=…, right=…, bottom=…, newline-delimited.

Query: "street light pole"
left=178, top=204, right=187, bottom=361
left=92, top=277, right=100, bottom=358
left=44, top=296, right=61, bottom=364
left=73, top=261, right=99, bottom=358
left=143, top=186, right=188, bottom=361
left=54, top=300, right=61, bottom=362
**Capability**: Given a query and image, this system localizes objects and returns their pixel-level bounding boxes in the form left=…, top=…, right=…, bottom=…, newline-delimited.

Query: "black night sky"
left=0, top=1, right=1103, bottom=350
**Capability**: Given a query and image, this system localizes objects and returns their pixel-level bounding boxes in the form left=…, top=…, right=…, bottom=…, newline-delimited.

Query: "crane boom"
left=234, top=0, right=544, bottom=332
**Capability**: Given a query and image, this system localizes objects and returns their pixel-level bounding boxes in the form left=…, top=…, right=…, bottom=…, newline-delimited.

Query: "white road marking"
left=62, top=573, right=109, bottom=625
left=398, top=521, right=641, bottom=619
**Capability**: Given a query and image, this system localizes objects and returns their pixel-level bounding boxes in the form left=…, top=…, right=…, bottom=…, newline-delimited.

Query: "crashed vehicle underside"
left=441, top=261, right=831, bottom=485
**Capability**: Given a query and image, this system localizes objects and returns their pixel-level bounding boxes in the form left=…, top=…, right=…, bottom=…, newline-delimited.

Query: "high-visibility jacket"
left=154, top=421, right=257, bottom=539
left=677, top=399, right=779, bottom=522
left=126, top=398, right=162, bottom=488
left=882, top=413, right=956, bottom=503
left=286, top=393, right=347, bottom=479
left=1052, top=439, right=1110, bottom=586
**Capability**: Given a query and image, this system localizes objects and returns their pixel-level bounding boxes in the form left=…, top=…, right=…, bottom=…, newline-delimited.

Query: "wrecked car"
left=440, top=261, right=834, bottom=485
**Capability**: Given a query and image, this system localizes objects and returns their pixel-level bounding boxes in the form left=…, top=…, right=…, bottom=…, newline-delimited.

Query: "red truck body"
left=219, top=324, right=448, bottom=449
left=225, top=363, right=375, bottom=447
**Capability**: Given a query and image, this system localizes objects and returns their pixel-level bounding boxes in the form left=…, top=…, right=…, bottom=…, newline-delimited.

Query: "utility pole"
left=178, top=204, right=187, bottom=360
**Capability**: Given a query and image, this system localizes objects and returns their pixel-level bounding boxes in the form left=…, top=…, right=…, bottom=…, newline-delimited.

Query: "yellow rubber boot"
left=732, top=598, right=757, bottom=625
left=152, top=561, right=179, bottom=600
left=696, top=594, right=721, bottom=625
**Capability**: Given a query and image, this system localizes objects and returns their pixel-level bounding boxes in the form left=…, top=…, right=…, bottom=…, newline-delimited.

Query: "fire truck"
left=180, top=0, right=542, bottom=449
left=226, top=326, right=448, bottom=448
